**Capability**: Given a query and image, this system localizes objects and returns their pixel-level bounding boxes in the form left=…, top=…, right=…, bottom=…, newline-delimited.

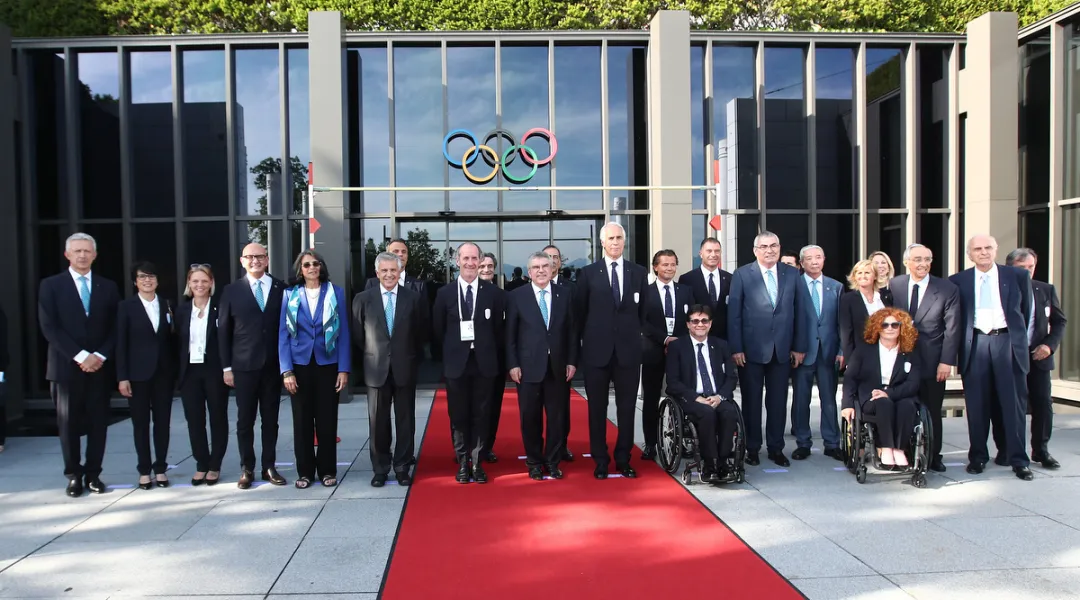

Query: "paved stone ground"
left=0, top=389, right=1078, bottom=599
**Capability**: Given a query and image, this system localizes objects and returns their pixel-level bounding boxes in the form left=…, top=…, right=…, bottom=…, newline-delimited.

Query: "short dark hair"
left=781, top=250, right=799, bottom=261
left=700, top=237, right=721, bottom=250
left=652, top=249, right=679, bottom=267
left=687, top=304, right=713, bottom=320
left=292, top=250, right=331, bottom=285
left=131, top=261, right=158, bottom=282
left=387, top=238, right=409, bottom=248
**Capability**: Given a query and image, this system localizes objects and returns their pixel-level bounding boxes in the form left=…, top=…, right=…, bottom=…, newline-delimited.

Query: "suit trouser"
left=446, top=352, right=494, bottom=465
left=792, top=357, right=840, bottom=450
left=180, top=363, right=229, bottom=472
left=738, top=355, right=791, bottom=454
left=584, top=360, right=640, bottom=466
left=51, top=372, right=110, bottom=479
left=234, top=366, right=282, bottom=471
left=991, top=366, right=1053, bottom=458
left=917, top=377, right=946, bottom=461
left=863, top=396, right=918, bottom=452
left=368, top=369, right=416, bottom=476
left=129, top=373, right=174, bottom=476
left=291, top=363, right=339, bottom=480
left=962, top=333, right=1029, bottom=468
left=517, top=358, right=568, bottom=467
left=680, top=398, right=739, bottom=459
left=482, top=368, right=506, bottom=455
left=640, top=358, right=666, bottom=449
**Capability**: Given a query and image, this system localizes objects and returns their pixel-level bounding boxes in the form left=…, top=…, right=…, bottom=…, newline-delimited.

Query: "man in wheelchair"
left=665, top=305, right=740, bottom=483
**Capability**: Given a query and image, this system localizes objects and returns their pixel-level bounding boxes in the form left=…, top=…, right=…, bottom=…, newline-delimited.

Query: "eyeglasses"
left=190, top=263, right=212, bottom=269
left=302, top=261, right=322, bottom=269
left=528, top=264, right=551, bottom=271
left=908, top=257, right=933, bottom=264
left=136, top=273, right=157, bottom=280
left=241, top=254, right=268, bottom=262
left=881, top=322, right=902, bottom=330
left=755, top=243, right=780, bottom=250
left=688, top=318, right=712, bottom=325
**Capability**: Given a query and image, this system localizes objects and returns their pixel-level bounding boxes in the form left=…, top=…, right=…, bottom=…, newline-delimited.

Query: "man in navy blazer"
left=677, top=238, right=732, bottom=341
left=575, top=222, right=650, bottom=479
left=38, top=233, right=121, bottom=497
left=727, top=231, right=804, bottom=467
left=949, top=235, right=1033, bottom=481
left=790, top=245, right=844, bottom=461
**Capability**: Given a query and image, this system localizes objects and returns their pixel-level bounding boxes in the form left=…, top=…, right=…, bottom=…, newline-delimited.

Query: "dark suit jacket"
left=432, top=278, right=505, bottom=379
left=888, top=274, right=960, bottom=375
left=38, top=271, right=121, bottom=383
left=642, top=280, right=693, bottom=365
left=949, top=265, right=1032, bottom=375
left=841, top=343, right=922, bottom=411
left=575, top=258, right=650, bottom=368
left=665, top=336, right=738, bottom=403
left=116, top=295, right=175, bottom=382
left=678, top=267, right=732, bottom=340
left=0, top=303, right=8, bottom=373
left=727, top=262, right=803, bottom=363
left=1029, top=280, right=1067, bottom=371
left=505, top=283, right=578, bottom=383
left=839, top=288, right=894, bottom=361
left=352, top=285, right=425, bottom=388
left=793, top=274, right=843, bottom=366
left=218, top=275, right=286, bottom=372
left=175, top=297, right=222, bottom=385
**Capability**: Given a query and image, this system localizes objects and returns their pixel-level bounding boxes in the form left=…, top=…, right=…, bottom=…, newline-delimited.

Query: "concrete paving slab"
left=792, top=574, right=913, bottom=600
left=269, top=537, right=393, bottom=595
left=932, top=515, right=1080, bottom=568
left=179, top=499, right=324, bottom=541
left=331, top=472, right=410, bottom=499
left=724, top=514, right=876, bottom=579
left=891, top=568, right=1078, bottom=600
left=307, top=499, right=404, bottom=538
left=824, top=520, right=1014, bottom=575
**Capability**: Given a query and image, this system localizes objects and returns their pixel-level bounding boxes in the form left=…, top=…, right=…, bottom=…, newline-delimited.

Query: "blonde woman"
left=868, top=251, right=895, bottom=290
left=839, top=260, right=894, bottom=361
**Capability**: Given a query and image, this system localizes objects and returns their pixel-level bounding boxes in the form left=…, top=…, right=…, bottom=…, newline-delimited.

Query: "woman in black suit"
left=839, top=259, right=894, bottom=360
left=841, top=307, right=921, bottom=467
left=177, top=264, right=229, bottom=486
left=116, top=261, right=175, bottom=489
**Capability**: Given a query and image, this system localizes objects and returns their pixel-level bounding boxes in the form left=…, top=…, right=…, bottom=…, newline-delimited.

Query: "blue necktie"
left=978, top=274, right=991, bottom=309
left=611, top=262, right=621, bottom=306
left=812, top=280, right=821, bottom=318
left=664, top=284, right=674, bottom=318
left=463, top=284, right=474, bottom=320
left=697, top=343, right=716, bottom=397
left=384, top=291, right=395, bottom=336
left=766, top=270, right=778, bottom=307
left=254, top=281, right=266, bottom=311
left=708, top=272, right=717, bottom=303
left=78, top=276, right=91, bottom=315
left=538, top=289, right=549, bottom=328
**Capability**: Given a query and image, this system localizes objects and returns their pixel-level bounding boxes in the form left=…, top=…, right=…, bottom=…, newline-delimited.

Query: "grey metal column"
left=308, top=11, right=348, bottom=287
left=0, top=24, right=25, bottom=418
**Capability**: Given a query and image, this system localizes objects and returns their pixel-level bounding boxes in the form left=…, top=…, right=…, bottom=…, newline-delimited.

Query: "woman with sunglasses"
left=279, top=251, right=351, bottom=489
left=177, top=264, right=228, bottom=486
left=841, top=307, right=921, bottom=467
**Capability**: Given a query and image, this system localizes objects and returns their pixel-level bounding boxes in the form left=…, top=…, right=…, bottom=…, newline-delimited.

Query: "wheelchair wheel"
left=840, top=416, right=857, bottom=473
left=911, top=473, right=927, bottom=488
left=856, top=464, right=868, bottom=484
left=911, top=403, right=933, bottom=474
left=657, top=398, right=683, bottom=474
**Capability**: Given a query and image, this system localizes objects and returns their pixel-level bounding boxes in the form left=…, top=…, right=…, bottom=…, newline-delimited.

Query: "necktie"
left=708, top=272, right=717, bottom=303
left=254, top=280, right=266, bottom=311
left=811, top=280, right=821, bottom=318
left=611, top=262, right=621, bottom=306
left=978, top=274, right=991, bottom=309
left=463, top=284, right=474, bottom=320
left=384, top=291, right=395, bottom=335
left=697, top=343, right=716, bottom=397
left=664, top=284, right=674, bottom=318
left=539, top=289, right=549, bottom=328
left=78, top=276, right=91, bottom=315
left=766, top=270, right=778, bottom=307
left=909, top=283, right=920, bottom=318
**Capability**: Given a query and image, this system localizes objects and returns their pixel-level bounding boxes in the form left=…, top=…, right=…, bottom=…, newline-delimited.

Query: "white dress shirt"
left=457, top=277, right=478, bottom=320
left=398, top=271, right=407, bottom=286
left=189, top=301, right=210, bottom=362
left=803, top=273, right=824, bottom=307
left=693, top=338, right=717, bottom=395
left=973, top=265, right=1008, bottom=333
left=907, top=276, right=928, bottom=315
left=532, top=282, right=553, bottom=331
left=758, top=263, right=779, bottom=292
left=606, top=256, right=625, bottom=299
left=69, top=268, right=107, bottom=364
left=246, top=273, right=273, bottom=301
left=380, top=284, right=399, bottom=311
left=304, top=286, right=320, bottom=318
left=861, top=290, right=885, bottom=316
left=878, top=342, right=899, bottom=386
left=140, top=294, right=160, bottom=332
left=700, top=265, right=721, bottom=302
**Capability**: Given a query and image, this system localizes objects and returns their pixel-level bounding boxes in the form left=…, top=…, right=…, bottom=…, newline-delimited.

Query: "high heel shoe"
left=138, top=476, right=153, bottom=491
left=154, top=474, right=170, bottom=488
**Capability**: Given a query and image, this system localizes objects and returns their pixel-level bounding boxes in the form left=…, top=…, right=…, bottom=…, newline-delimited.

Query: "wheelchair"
left=656, top=396, right=746, bottom=485
left=840, top=398, right=933, bottom=488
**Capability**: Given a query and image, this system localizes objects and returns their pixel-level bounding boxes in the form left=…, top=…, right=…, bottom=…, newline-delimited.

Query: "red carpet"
left=381, top=389, right=802, bottom=599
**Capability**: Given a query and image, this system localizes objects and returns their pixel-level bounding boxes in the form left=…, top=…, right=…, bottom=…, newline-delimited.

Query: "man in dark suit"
left=38, top=232, right=121, bottom=497
left=218, top=242, right=288, bottom=489
left=432, top=242, right=506, bottom=484
left=478, top=252, right=506, bottom=464
left=641, top=249, right=692, bottom=460
left=678, top=238, right=731, bottom=341
left=665, top=305, right=740, bottom=483
left=791, top=245, right=844, bottom=461
left=575, top=222, right=650, bottom=479
left=353, top=252, right=426, bottom=487
left=544, top=244, right=577, bottom=462
left=889, top=243, right=961, bottom=473
left=728, top=231, right=804, bottom=467
left=949, top=235, right=1034, bottom=481
left=506, top=252, right=578, bottom=480
left=1004, top=248, right=1066, bottom=469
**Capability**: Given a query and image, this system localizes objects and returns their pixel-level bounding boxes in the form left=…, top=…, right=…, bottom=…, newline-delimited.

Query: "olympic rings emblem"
left=442, top=128, right=558, bottom=184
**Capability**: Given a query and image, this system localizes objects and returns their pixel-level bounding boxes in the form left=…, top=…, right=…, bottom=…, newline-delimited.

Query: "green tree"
left=248, top=156, right=307, bottom=245
left=365, top=228, right=450, bottom=281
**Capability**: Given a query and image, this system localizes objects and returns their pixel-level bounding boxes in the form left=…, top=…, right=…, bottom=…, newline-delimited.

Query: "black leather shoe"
left=261, top=467, right=287, bottom=486
left=563, top=448, right=575, bottom=462
left=616, top=464, right=638, bottom=478
left=85, top=477, right=106, bottom=494
left=546, top=465, right=564, bottom=479
left=529, top=466, right=544, bottom=481
left=593, top=465, right=608, bottom=479
left=1033, top=453, right=1060, bottom=469
left=640, top=445, right=657, bottom=461
left=456, top=463, right=471, bottom=484
left=745, top=453, right=760, bottom=466
left=792, top=448, right=811, bottom=460
left=994, top=453, right=1008, bottom=467
left=966, top=462, right=985, bottom=475
left=824, top=448, right=845, bottom=462
left=483, top=451, right=498, bottom=464
left=929, top=457, right=947, bottom=472
left=395, top=471, right=412, bottom=487
left=238, top=469, right=254, bottom=489
left=66, top=478, right=84, bottom=498
left=768, top=452, right=791, bottom=467
left=1013, top=466, right=1034, bottom=481
left=472, top=464, right=488, bottom=484
left=371, top=474, right=387, bottom=488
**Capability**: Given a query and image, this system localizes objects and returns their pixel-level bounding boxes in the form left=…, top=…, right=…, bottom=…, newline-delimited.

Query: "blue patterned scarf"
left=285, top=284, right=340, bottom=355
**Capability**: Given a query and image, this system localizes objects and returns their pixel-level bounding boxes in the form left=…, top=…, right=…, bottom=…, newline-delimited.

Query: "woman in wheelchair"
left=841, top=307, right=921, bottom=468
left=664, top=304, right=740, bottom=483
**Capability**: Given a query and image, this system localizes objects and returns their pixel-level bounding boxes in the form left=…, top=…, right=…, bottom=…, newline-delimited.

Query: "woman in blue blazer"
left=279, top=251, right=351, bottom=489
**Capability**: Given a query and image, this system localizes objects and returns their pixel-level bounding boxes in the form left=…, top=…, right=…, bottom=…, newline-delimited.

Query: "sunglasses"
left=689, top=318, right=712, bottom=325
left=190, top=263, right=212, bottom=269
left=881, top=322, right=902, bottom=330
left=302, top=261, right=322, bottom=269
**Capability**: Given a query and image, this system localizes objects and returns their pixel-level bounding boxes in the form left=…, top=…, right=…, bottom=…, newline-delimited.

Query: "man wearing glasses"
left=219, top=243, right=288, bottom=489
